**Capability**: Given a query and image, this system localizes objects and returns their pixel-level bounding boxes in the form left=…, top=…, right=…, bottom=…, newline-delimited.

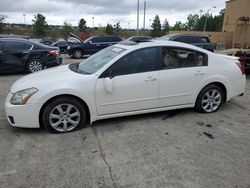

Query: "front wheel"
left=195, top=84, right=225, bottom=113
left=42, top=97, right=86, bottom=133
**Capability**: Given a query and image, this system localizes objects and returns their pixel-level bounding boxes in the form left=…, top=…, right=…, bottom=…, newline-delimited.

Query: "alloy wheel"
left=29, top=61, right=43, bottom=72
left=49, top=103, right=81, bottom=132
left=201, top=89, right=222, bottom=113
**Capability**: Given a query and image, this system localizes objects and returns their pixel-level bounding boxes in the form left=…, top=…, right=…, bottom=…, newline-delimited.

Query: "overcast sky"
left=0, top=0, right=226, bottom=28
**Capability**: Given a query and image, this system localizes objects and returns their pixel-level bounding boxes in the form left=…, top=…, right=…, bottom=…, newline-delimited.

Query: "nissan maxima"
left=5, top=41, right=246, bottom=133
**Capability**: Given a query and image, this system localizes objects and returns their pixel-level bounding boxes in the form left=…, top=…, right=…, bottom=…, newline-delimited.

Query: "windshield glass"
left=77, top=46, right=126, bottom=74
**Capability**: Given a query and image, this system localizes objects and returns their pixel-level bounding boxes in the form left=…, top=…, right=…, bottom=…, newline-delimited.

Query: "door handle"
left=145, top=77, right=157, bottom=82
left=194, top=71, right=205, bottom=76
left=96, top=44, right=100, bottom=46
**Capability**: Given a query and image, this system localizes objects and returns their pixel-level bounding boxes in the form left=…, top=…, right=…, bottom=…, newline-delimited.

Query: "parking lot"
left=0, top=55, right=250, bottom=188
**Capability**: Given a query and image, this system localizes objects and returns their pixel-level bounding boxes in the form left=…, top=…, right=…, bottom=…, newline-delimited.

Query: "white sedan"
left=5, top=41, right=246, bottom=133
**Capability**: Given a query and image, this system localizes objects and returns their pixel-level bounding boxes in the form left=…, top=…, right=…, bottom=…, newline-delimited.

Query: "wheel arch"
left=196, top=82, right=227, bottom=104
left=39, top=94, right=91, bottom=127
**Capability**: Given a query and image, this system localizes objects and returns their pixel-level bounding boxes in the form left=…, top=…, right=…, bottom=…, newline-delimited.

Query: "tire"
left=73, top=49, right=83, bottom=59
left=27, top=59, right=44, bottom=73
left=195, top=84, right=225, bottom=113
left=42, top=97, right=86, bottom=133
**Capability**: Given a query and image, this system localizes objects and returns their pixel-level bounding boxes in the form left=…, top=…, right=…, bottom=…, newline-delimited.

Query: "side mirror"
left=89, top=40, right=92, bottom=44
left=104, top=77, right=113, bottom=93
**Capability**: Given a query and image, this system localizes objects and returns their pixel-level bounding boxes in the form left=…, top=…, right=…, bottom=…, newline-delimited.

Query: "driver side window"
left=109, top=47, right=157, bottom=77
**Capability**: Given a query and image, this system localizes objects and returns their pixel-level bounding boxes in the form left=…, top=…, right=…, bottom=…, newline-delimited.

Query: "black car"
left=234, top=50, right=250, bottom=73
left=126, top=36, right=152, bottom=43
left=52, top=40, right=69, bottom=53
left=159, top=34, right=214, bottom=52
left=0, top=38, right=62, bottom=74
left=67, top=35, right=122, bottom=58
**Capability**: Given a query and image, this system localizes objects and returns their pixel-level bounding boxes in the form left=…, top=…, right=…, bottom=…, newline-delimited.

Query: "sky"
left=0, top=0, right=226, bottom=29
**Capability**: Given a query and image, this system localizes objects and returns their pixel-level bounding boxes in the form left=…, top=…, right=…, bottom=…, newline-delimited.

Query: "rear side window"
left=174, top=36, right=202, bottom=43
left=110, top=47, right=157, bottom=77
left=3, top=41, right=32, bottom=52
left=111, top=37, right=121, bottom=42
left=162, top=47, right=207, bottom=69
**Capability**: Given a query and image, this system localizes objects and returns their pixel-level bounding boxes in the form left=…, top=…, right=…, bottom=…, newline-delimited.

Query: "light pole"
left=23, top=14, right=26, bottom=27
left=203, top=6, right=216, bottom=31
left=128, top=22, right=130, bottom=30
left=143, top=1, right=146, bottom=30
left=136, top=0, right=139, bottom=36
left=92, top=17, right=95, bottom=28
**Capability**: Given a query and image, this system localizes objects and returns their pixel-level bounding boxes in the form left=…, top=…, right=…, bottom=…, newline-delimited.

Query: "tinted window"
left=174, top=36, right=202, bottom=43
left=91, top=37, right=101, bottom=43
left=4, top=41, right=32, bottom=52
left=110, top=47, right=157, bottom=76
left=162, top=47, right=207, bottom=69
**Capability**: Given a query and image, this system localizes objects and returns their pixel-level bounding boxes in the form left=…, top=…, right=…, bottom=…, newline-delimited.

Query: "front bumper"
left=5, top=93, right=41, bottom=128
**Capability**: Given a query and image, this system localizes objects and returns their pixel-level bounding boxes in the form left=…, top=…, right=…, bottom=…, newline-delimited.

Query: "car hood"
left=10, top=65, right=80, bottom=93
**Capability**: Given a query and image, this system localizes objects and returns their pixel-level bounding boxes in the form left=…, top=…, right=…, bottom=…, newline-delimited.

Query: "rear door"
left=158, top=47, right=208, bottom=107
left=1, top=41, right=32, bottom=72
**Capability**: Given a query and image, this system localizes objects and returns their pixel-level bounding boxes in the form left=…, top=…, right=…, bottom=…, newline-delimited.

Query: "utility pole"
left=203, top=6, right=216, bottom=31
left=143, top=1, right=146, bottom=30
left=137, top=0, right=139, bottom=36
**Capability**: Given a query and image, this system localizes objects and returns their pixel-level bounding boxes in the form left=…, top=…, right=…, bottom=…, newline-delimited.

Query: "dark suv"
left=0, top=38, right=62, bottom=74
left=67, top=35, right=122, bottom=58
left=159, top=34, right=214, bottom=52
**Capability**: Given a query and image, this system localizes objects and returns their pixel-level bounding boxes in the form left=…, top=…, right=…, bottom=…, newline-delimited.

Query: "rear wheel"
left=42, top=97, right=86, bottom=133
left=27, top=59, right=44, bottom=73
left=195, top=84, right=224, bottom=113
left=73, top=49, right=83, bottom=59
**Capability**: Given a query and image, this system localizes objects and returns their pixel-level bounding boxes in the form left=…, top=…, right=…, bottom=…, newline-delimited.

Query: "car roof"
left=115, top=40, right=212, bottom=53
left=165, top=33, right=210, bottom=38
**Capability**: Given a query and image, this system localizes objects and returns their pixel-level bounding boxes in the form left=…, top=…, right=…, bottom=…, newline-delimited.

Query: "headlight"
left=10, top=88, right=38, bottom=105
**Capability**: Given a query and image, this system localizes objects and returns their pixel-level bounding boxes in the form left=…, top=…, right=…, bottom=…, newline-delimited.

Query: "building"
left=223, top=0, right=250, bottom=48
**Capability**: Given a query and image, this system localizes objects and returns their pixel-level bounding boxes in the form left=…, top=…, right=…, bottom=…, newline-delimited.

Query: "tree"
left=78, top=18, right=87, bottom=32
left=62, top=21, right=73, bottom=37
left=105, top=23, right=114, bottom=34
left=172, top=21, right=186, bottom=31
left=0, top=15, right=6, bottom=33
left=32, top=14, right=48, bottom=37
left=113, top=22, right=121, bottom=34
left=162, top=19, right=170, bottom=34
left=150, top=15, right=162, bottom=37
left=186, top=14, right=199, bottom=30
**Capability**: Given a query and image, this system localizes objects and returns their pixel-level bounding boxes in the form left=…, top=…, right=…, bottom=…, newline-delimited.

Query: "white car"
left=5, top=41, right=246, bottom=133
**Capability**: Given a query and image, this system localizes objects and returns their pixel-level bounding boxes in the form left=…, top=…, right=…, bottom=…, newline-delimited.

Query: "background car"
left=126, top=36, right=152, bottom=43
left=5, top=41, right=246, bottom=133
left=67, top=35, right=123, bottom=58
left=0, top=38, right=62, bottom=74
left=158, top=34, right=214, bottom=52
left=51, top=40, right=69, bottom=53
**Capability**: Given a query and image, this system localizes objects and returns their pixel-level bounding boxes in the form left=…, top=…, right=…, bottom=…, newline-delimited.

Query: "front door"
left=95, top=47, right=160, bottom=115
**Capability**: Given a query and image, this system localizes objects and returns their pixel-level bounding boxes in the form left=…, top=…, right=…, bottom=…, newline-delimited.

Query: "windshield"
left=77, top=46, right=126, bottom=74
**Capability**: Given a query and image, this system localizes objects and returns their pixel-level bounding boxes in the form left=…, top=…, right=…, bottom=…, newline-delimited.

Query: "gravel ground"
left=0, top=55, right=250, bottom=188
